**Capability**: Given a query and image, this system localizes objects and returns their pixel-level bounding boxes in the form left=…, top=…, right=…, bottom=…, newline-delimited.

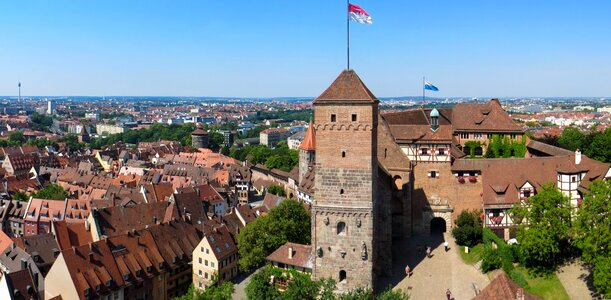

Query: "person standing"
left=444, top=241, right=449, bottom=252
left=446, top=289, right=452, bottom=300
left=405, top=265, right=411, bottom=277
left=426, top=246, right=431, bottom=258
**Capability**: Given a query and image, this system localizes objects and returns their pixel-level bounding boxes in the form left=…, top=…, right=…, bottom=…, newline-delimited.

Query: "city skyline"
left=1, top=0, right=610, bottom=97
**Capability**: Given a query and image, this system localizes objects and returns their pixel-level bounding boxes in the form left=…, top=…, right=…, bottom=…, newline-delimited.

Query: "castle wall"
left=411, top=162, right=482, bottom=235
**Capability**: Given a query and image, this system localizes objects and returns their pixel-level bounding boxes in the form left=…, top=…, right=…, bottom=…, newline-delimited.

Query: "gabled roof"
left=299, top=120, right=316, bottom=151
left=313, top=69, right=377, bottom=103
left=452, top=99, right=524, bottom=133
left=203, top=226, right=237, bottom=261
left=53, top=221, right=94, bottom=250
left=266, top=242, right=313, bottom=270
left=473, top=272, right=541, bottom=300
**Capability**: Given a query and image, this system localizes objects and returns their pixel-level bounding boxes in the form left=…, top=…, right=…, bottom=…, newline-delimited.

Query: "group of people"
left=403, top=241, right=453, bottom=298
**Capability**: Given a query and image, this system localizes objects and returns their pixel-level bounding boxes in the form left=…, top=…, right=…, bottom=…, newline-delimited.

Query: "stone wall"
left=411, top=162, right=483, bottom=235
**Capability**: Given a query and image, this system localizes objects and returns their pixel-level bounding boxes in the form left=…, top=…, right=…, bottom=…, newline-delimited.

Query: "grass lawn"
left=458, top=244, right=483, bottom=265
left=514, top=267, right=570, bottom=300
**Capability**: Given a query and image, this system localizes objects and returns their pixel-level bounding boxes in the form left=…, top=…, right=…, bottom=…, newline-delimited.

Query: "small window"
left=205, top=260, right=208, bottom=266
left=331, top=114, right=337, bottom=122
left=341, top=151, right=346, bottom=158
left=339, top=270, right=347, bottom=283
left=199, top=258, right=202, bottom=264
left=351, top=114, right=357, bottom=122
left=430, top=171, right=437, bottom=178
left=421, top=148, right=428, bottom=155
left=337, top=222, right=346, bottom=235
left=199, top=270, right=202, bottom=276
left=438, top=148, right=445, bottom=155
left=523, top=191, right=531, bottom=198
left=340, top=189, right=344, bottom=195
left=461, top=133, right=469, bottom=139
left=572, top=176, right=577, bottom=182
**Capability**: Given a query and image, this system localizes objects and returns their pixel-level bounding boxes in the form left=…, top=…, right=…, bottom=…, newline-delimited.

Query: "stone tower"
left=311, top=70, right=379, bottom=291
left=191, top=127, right=209, bottom=149
left=299, top=120, right=316, bottom=183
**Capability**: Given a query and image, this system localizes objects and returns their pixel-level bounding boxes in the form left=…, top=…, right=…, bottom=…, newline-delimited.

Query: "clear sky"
left=1, top=0, right=610, bottom=97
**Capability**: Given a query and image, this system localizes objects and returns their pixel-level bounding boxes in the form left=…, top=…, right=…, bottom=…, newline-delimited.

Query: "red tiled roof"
left=313, top=69, right=377, bottom=103
left=473, top=272, right=541, bottom=300
left=299, top=120, right=316, bottom=151
left=452, top=99, right=524, bottom=133
left=266, top=242, right=312, bottom=270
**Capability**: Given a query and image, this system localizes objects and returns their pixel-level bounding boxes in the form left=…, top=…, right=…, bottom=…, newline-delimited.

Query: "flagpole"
left=347, top=0, right=350, bottom=70
left=423, top=76, right=425, bottom=104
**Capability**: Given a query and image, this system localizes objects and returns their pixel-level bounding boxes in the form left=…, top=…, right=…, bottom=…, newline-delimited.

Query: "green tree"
left=451, top=210, right=483, bottom=247
left=220, top=146, right=230, bottom=156
left=267, top=185, right=286, bottom=197
left=209, top=132, right=225, bottom=148
left=511, top=183, right=571, bottom=273
left=512, top=136, right=527, bottom=158
left=32, top=184, right=69, bottom=200
left=586, top=128, right=611, bottom=163
left=238, top=200, right=310, bottom=270
left=8, top=131, right=25, bottom=144
left=173, top=279, right=234, bottom=300
left=557, top=127, right=587, bottom=151
left=573, top=180, right=611, bottom=296
left=12, top=191, right=29, bottom=201
left=592, top=256, right=611, bottom=298
left=489, top=134, right=502, bottom=158
left=244, top=266, right=280, bottom=300
left=376, top=287, right=410, bottom=300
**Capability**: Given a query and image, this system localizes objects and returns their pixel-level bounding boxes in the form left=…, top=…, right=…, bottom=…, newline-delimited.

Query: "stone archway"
left=423, top=210, right=452, bottom=236
left=430, top=217, right=447, bottom=234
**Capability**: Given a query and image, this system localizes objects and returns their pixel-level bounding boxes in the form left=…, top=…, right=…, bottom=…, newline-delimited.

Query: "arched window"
left=341, top=151, right=346, bottom=158
left=337, top=222, right=346, bottom=235
left=339, top=270, right=347, bottom=283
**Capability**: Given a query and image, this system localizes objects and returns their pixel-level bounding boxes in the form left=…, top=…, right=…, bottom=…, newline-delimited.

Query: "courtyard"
left=383, top=232, right=490, bottom=300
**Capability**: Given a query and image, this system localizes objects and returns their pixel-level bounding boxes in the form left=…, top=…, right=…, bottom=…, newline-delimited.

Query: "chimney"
left=288, top=247, right=293, bottom=259
left=575, top=149, right=582, bottom=165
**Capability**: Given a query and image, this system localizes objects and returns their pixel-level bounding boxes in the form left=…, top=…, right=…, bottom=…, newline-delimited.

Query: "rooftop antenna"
left=18, top=82, right=21, bottom=101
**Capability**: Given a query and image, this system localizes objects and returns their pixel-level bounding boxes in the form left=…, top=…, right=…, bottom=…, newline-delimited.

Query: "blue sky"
left=1, top=1, right=610, bottom=97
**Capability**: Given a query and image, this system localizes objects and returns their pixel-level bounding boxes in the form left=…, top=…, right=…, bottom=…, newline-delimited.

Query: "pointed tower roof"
left=299, top=120, right=316, bottom=151
left=313, top=70, right=377, bottom=104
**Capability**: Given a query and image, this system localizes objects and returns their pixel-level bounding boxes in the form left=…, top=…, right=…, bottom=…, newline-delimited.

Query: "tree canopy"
left=452, top=209, right=483, bottom=247
left=228, top=142, right=298, bottom=172
left=31, top=184, right=69, bottom=200
left=245, top=266, right=409, bottom=300
left=237, top=200, right=310, bottom=271
left=511, top=183, right=571, bottom=273
left=573, top=179, right=611, bottom=297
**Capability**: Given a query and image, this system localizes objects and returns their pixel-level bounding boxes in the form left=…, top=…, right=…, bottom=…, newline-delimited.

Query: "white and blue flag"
left=424, top=81, right=439, bottom=91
